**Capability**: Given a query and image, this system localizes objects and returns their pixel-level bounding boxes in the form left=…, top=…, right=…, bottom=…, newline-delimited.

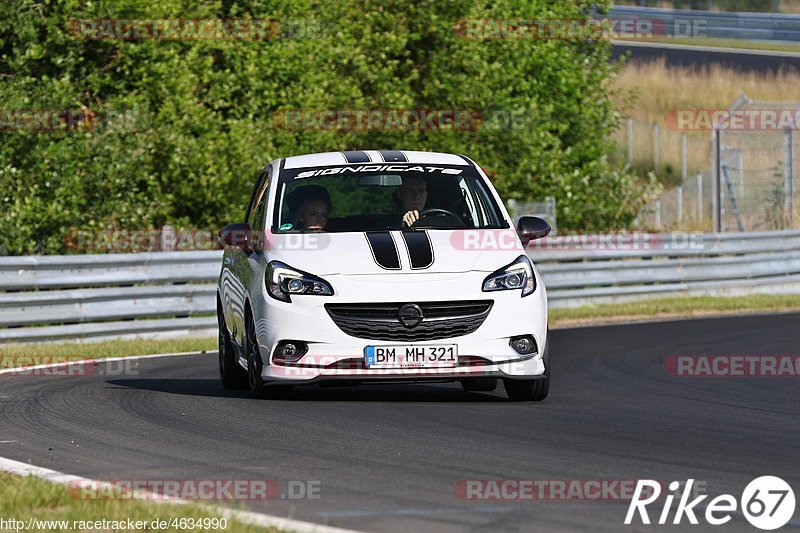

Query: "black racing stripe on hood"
left=341, top=151, right=371, bottom=163
left=365, top=232, right=401, bottom=270
left=401, top=230, right=434, bottom=269
left=378, top=150, right=407, bottom=162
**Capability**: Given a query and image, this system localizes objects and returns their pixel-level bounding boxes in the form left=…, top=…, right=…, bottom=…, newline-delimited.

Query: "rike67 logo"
left=626, top=477, right=796, bottom=530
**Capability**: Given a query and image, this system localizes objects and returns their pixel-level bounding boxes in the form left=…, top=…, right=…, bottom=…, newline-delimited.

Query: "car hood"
left=262, top=229, right=525, bottom=276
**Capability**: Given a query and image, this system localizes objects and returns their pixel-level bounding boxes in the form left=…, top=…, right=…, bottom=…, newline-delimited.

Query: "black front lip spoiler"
left=261, top=368, right=546, bottom=386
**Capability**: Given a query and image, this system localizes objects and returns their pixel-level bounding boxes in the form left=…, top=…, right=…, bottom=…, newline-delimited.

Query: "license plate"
left=365, top=344, right=458, bottom=368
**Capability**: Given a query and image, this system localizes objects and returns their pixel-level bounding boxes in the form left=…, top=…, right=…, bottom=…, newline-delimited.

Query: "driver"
left=395, top=175, right=428, bottom=227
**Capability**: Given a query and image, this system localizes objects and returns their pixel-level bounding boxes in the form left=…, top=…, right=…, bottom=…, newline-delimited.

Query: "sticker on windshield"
left=296, top=165, right=463, bottom=179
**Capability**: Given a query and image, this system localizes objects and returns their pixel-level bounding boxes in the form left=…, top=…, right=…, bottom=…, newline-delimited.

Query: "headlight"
left=266, top=261, right=334, bottom=302
left=482, top=255, right=536, bottom=297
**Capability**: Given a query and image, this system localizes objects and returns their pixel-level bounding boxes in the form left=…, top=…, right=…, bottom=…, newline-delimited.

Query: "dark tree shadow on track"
left=106, top=379, right=250, bottom=398
left=106, top=378, right=509, bottom=402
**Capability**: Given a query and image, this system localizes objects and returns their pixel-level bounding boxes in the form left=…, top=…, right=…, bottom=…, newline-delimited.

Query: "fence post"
left=696, top=173, right=703, bottom=223
left=161, top=225, right=176, bottom=251
left=546, top=196, right=557, bottom=230
left=627, top=117, right=633, bottom=164
left=735, top=148, right=744, bottom=199
left=711, top=129, right=721, bottom=232
left=785, top=128, right=794, bottom=226
left=653, top=123, right=659, bottom=171
left=681, top=132, right=687, bottom=181
left=654, top=199, right=662, bottom=229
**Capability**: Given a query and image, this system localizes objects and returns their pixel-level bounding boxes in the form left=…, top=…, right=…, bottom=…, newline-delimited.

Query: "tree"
left=0, top=0, right=656, bottom=255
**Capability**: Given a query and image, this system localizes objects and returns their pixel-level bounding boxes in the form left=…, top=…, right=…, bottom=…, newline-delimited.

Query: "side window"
left=458, top=177, right=481, bottom=227
left=470, top=178, right=502, bottom=227
left=245, top=167, right=271, bottom=250
left=247, top=167, right=271, bottom=233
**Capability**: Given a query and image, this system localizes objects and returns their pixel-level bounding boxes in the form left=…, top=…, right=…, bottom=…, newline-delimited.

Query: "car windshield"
left=272, top=164, right=508, bottom=233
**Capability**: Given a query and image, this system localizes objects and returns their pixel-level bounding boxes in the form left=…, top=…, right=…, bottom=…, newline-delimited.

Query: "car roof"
left=282, top=150, right=472, bottom=170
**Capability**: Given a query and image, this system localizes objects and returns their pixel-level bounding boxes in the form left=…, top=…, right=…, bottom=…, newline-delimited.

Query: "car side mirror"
left=517, top=216, right=551, bottom=247
left=219, top=222, right=253, bottom=253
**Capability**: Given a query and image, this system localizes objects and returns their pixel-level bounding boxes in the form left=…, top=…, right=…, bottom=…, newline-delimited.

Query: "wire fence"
left=629, top=97, right=799, bottom=232
left=718, top=103, right=800, bottom=231
left=636, top=169, right=715, bottom=229
left=506, top=197, right=557, bottom=230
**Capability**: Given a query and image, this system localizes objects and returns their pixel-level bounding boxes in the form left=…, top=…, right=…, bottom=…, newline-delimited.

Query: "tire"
left=504, top=378, right=548, bottom=401
left=218, top=307, right=247, bottom=389
left=246, top=312, right=293, bottom=399
left=503, top=343, right=549, bottom=402
left=460, top=378, right=497, bottom=392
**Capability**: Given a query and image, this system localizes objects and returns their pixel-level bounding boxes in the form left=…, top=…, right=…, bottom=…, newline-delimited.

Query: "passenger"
left=287, top=185, right=331, bottom=231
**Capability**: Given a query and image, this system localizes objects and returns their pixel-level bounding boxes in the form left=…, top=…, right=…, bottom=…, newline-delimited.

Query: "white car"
left=217, top=150, right=552, bottom=401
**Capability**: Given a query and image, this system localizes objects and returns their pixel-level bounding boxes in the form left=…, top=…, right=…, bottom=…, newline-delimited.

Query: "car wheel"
left=246, top=314, right=293, bottom=399
left=460, top=378, right=497, bottom=392
left=504, top=377, right=548, bottom=401
left=503, top=343, right=549, bottom=402
left=218, top=309, right=247, bottom=389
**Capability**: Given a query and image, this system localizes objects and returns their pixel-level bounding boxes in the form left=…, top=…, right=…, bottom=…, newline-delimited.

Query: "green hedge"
left=0, top=0, right=658, bottom=255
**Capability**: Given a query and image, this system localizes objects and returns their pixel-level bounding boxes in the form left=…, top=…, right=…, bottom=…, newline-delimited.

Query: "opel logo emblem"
left=398, top=303, right=423, bottom=328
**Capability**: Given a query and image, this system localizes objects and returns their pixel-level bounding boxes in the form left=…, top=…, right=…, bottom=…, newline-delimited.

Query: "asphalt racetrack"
left=612, top=42, right=800, bottom=73
left=1, top=313, right=799, bottom=532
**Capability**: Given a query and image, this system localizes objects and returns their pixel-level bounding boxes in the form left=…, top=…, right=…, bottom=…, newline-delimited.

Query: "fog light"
left=509, top=335, right=537, bottom=355
left=273, top=340, right=308, bottom=364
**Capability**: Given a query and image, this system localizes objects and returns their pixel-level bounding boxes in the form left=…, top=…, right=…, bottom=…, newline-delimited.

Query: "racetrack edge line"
left=0, top=442, right=359, bottom=533
left=550, top=308, right=800, bottom=330
left=0, top=351, right=206, bottom=375
left=0, top=351, right=361, bottom=532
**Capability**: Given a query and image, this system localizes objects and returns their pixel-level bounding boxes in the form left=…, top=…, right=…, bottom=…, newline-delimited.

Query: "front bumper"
left=251, top=270, right=548, bottom=384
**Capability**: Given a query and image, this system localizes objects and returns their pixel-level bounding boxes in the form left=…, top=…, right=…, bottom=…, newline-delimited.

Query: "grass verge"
left=0, top=471, right=280, bottom=532
left=622, top=37, right=800, bottom=54
left=550, top=293, right=800, bottom=327
left=0, top=337, right=217, bottom=363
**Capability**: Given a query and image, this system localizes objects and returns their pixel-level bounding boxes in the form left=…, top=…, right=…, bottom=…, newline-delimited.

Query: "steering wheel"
left=408, top=207, right=464, bottom=228
left=418, top=208, right=461, bottom=219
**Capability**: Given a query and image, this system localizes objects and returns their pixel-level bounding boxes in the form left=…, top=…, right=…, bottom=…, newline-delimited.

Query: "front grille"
left=324, top=300, right=493, bottom=342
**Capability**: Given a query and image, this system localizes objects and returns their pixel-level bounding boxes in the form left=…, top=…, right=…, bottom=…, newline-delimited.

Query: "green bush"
left=0, top=0, right=656, bottom=255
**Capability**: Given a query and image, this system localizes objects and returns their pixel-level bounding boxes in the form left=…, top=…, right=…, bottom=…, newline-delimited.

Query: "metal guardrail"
left=2, top=230, right=800, bottom=343
left=535, top=230, right=800, bottom=306
left=0, top=252, right=219, bottom=343
left=608, top=6, right=800, bottom=42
